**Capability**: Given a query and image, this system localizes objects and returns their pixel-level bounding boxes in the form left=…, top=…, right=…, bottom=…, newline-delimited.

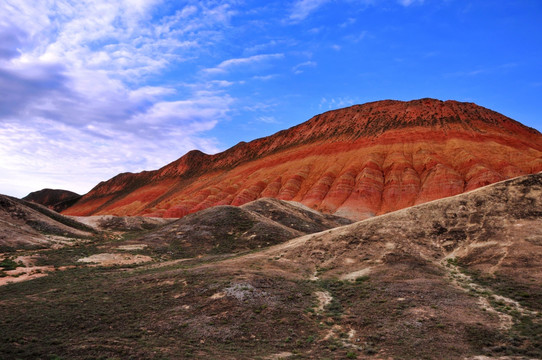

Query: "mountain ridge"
left=63, top=98, right=542, bottom=220
left=89, top=98, right=542, bottom=182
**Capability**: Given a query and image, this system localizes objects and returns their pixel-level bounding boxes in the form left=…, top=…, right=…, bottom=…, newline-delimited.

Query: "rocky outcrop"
left=63, top=98, right=542, bottom=220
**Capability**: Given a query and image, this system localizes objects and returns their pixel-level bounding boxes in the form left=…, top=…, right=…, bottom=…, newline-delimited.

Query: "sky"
left=0, top=0, right=541, bottom=198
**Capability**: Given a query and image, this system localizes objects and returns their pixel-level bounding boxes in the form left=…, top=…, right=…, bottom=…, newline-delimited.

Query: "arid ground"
left=1, top=173, right=541, bottom=359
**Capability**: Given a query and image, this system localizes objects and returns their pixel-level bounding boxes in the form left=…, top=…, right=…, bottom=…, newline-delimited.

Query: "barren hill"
left=0, top=195, right=94, bottom=250
left=212, top=172, right=542, bottom=357
left=23, top=188, right=82, bottom=213
left=63, top=99, right=542, bottom=220
left=236, top=173, right=542, bottom=284
left=135, top=198, right=352, bottom=258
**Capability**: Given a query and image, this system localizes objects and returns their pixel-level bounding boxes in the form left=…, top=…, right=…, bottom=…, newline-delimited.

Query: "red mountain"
left=63, top=99, right=542, bottom=220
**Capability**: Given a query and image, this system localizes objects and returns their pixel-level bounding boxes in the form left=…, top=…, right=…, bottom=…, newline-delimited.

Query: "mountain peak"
left=64, top=99, right=542, bottom=219
left=306, top=98, right=537, bottom=139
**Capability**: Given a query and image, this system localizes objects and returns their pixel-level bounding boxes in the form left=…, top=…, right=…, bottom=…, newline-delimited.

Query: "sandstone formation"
left=63, top=99, right=542, bottom=220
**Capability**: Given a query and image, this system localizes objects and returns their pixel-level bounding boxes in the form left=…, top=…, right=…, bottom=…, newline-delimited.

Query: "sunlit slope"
left=64, top=98, right=542, bottom=220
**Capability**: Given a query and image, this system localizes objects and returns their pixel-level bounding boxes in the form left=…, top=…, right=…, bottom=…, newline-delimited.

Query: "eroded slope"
left=63, top=99, right=542, bottom=220
left=23, top=188, right=82, bottom=213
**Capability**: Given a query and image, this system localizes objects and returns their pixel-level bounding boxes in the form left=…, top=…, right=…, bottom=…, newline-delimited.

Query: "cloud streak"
left=292, top=60, right=317, bottom=74
left=203, top=53, right=285, bottom=75
left=397, top=0, right=425, bottom=6
left=289, top=0, right=331, bottom=22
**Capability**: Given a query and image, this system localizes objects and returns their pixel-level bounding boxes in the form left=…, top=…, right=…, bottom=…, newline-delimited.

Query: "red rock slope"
left=63, top=99, right=542, bottom=220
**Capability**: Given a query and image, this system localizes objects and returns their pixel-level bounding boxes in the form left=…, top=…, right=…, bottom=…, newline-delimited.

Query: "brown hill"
left=23, top=188, right=82, bottom=213
left=63, top=98, right=542, bottom=220
left=0, top=195, right=95, bottom=250
left=212, top=172, right=542, bottom=358
left=235, top=173, right=542, bottom=285
left=134, top=198, right=352, bottom=258
left=70, top=214, right=173, bottom=232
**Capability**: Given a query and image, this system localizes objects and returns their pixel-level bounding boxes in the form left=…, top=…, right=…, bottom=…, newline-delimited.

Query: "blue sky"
left=0, top=0, right=541, bottom=198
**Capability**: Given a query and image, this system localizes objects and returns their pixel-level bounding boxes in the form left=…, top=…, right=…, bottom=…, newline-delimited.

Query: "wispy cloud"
left=345, top=30, right=369, bottom=43
left=203, top=53, right=284, bottom=74
left=0, top=0, right=238, bottom=196
left=0, top=120, right=220, bottom=196
left=319, top=96, right=360, bottom=110
left=292, top=60, right=317, bottom=74
left=257, top=116, right=279, bottom=124
left=252, top=74, right=278, bottom=81
left=289, top=0, right=330, bottom=22
left=397, top=0, right=425, bottom=6
left=443, top=63, right=518, bottom=78
left=340, top=17, right=357, bottom=28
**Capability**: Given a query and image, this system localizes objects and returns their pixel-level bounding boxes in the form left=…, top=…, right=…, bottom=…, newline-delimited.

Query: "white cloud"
left=0, top=120, right=220, bottom=197
left=397, top=0, right=425, bottom=6
left=345, top=30, right=369, bottom=43
left=289, top=0, right=330, bottom=22
left=340, top=17, right=357, bottom=28
left=128, top=94, right=233, bottom=128
left=292, top=60, right=317, bottom=74
left=257, top=116, right=279, bottom=124
left=0, top=1, right=240, bottom=197
left=203, top=53, right=284, bottom=74
left=252, top=74, right=278, bottom=81
left=319, top=96, right=360, bottom=110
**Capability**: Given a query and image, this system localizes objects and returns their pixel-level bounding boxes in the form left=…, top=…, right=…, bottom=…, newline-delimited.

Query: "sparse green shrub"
left=0, top=257, right=18, bottom=271
left=355, top=275, right=369, bottom=282
left=446, top=257, right=458, bottom=266
left=284, top=336, right=291, bottom=343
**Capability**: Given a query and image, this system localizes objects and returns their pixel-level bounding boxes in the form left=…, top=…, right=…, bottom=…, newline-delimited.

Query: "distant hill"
left=23, top=188, right=82, bottom=213
left=0, top=194, right=94, bottom=250
left=63, top=98, right=542, bottom=220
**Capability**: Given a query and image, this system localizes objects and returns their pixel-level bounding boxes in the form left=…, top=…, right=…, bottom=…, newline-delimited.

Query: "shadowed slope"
left=0, top=195, right=95, bottom=250
left=23, top=189, right=82, bottom=213
left=64, top=99, right=542, bottom=220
